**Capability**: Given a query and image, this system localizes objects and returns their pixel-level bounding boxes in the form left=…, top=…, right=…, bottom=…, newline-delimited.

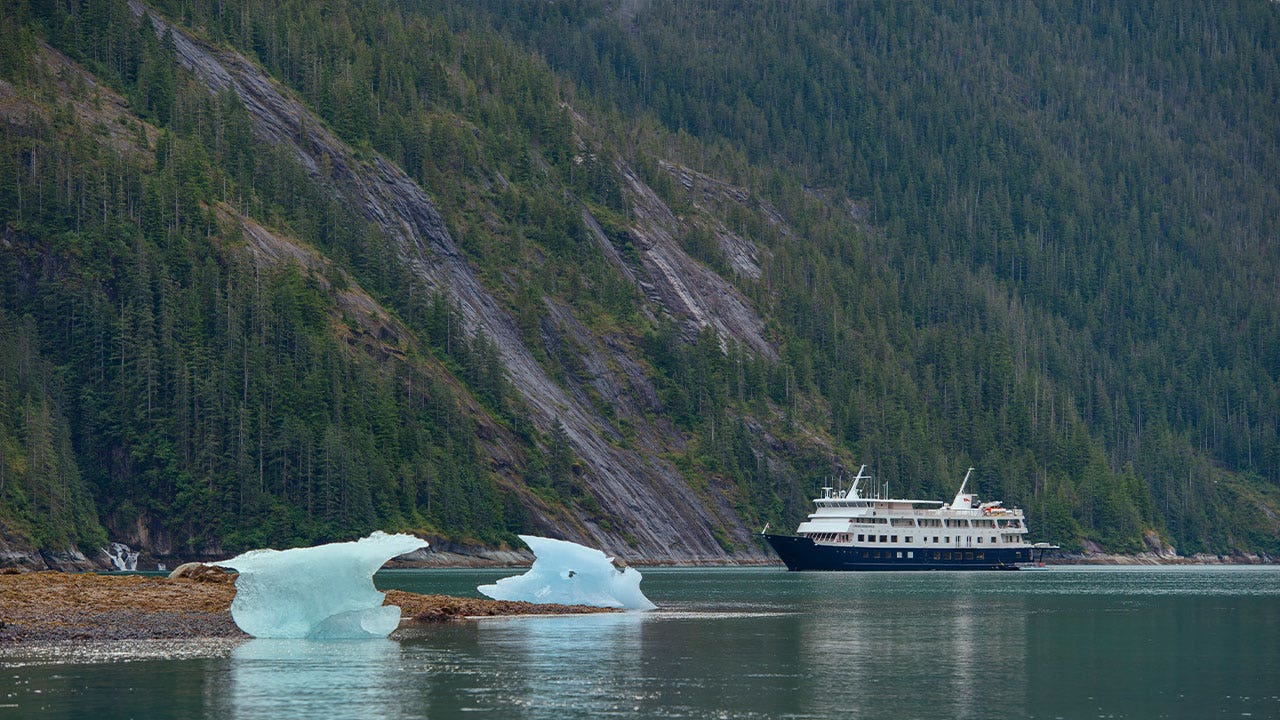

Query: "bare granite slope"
left=128, top=1, right=778, bottom=561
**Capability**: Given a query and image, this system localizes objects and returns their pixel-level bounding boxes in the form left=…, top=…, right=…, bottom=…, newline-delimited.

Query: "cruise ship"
left=763, top=467, right=1055, bottom=570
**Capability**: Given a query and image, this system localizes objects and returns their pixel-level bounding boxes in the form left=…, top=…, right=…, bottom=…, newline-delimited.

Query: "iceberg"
left=478, top=535, right=656, bottom=610
left=219, top=531, right=428, bottom=639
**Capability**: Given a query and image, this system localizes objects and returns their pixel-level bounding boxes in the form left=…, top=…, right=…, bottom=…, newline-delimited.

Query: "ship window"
left=879, top=535, right=887, bottom=543
left=891, top=535, right=898, bottom=543
left=857, top=534, right=864, bottom=542
left=896, top=551, right=903, bottom=558
left=905, top=536, right=912, bottom=543
left=977, top=552, right=985, bottom=560
left=977, top=537, right=983, bottom=543
left=943, top=552, right=951, bottom=560
left=907, top=551, right=913, bottom=559
left=932, top=552, right=940, bottom=560
left=965, top=552, right=974, bottom=560
left=945, top=536, right=950, bottom=543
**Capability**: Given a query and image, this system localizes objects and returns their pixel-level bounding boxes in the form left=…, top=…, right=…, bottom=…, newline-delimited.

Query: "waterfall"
left=104, top=542, right=139, bottom=571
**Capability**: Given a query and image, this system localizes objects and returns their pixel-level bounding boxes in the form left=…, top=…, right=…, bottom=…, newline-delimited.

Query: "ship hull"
left=763, top=533, right=1031, bottom=571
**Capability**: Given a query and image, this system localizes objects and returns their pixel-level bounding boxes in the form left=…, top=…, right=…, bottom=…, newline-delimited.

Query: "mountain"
left=1, top=0, right=1276, bottom=567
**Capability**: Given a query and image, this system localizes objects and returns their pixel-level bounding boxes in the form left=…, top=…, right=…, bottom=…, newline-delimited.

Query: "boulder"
left=168, top=562, right=235, bottom=583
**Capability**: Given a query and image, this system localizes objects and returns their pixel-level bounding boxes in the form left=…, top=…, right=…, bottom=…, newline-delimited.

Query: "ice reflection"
left=218, top=639, right=422, bottom=720
left=476, top=612, right=646, bottom=716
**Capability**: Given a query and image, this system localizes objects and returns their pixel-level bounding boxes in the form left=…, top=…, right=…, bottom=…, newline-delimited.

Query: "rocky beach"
left=0, top=571, right=610, bottom=644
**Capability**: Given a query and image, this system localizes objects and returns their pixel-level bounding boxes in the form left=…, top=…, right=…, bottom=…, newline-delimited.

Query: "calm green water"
left=2, top=566, right=1277, bottom=719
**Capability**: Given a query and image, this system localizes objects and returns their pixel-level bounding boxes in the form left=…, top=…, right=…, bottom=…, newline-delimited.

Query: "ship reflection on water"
left=796, top=574, right=1028, bottom=719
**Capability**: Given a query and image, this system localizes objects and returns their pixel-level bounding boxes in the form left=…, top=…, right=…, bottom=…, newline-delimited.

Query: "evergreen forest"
left=1, top=0, right=1277, bottom=563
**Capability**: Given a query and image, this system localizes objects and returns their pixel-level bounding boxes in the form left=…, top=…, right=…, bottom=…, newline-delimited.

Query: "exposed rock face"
left=0, top=529, right=100, bottom=572
left=129, top=1, right=774, bottom=561
left=618, top=164, right=776, bottom=360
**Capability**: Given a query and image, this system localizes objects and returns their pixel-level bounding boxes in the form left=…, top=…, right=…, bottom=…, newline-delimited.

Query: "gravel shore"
left=0, top=571, right=609, bottom=644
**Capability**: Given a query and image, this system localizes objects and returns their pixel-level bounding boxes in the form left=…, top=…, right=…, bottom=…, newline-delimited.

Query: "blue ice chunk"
left=478, top=535, right=656, bottom=610
left=220, top=531, right=428, bottom=638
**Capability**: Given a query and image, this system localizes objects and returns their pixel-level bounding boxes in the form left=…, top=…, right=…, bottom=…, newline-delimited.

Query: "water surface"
left=3, top=566, right=1277, bottom=719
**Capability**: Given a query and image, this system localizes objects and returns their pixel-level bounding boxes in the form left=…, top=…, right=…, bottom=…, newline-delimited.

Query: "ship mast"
left=949, top=467, right=975, bottom=509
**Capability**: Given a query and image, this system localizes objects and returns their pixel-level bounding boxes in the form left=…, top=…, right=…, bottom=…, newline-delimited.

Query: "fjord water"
left=3, top=567, right=1277, bottom=719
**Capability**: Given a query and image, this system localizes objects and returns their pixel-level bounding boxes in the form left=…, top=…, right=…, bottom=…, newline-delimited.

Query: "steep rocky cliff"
left=119, top=1, right=828, bottom=562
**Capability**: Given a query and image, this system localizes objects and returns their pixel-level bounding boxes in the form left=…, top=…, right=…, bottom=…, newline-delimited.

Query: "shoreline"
left=1041, top=552, right=1274, bottom=565
left=1, top=549, right=1274, bottom=575
left=3, top=558, right=1275, bottom=646
left=0, top=571, right=611, bottom=646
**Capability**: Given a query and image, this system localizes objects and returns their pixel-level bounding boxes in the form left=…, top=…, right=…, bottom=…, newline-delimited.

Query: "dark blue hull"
left=764, top=533, right=1030, bottom=571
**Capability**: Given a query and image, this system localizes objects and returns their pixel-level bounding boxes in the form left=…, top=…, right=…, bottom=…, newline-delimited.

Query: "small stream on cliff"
left=3, top=566, right=1279, bottom=719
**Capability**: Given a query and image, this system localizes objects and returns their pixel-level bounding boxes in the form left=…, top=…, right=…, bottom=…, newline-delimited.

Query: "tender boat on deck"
left=763, top=466, right=1056, bottom=571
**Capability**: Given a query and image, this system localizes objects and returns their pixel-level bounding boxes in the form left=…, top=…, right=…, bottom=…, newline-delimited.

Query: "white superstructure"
left=794, top=466, right=1029, bottom=553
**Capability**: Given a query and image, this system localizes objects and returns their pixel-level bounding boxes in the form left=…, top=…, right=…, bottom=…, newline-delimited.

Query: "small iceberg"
left=219, top=531, right=428, bottom=639
left=478, top=535, right=656, bottom=610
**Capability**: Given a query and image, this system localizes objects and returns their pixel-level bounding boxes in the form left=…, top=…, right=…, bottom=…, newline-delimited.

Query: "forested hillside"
left=458, top=0, right=1280, bottom=555
left=0, top=7, right=531, bottom=560
left=1, top=0, right=1276, bottom=565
